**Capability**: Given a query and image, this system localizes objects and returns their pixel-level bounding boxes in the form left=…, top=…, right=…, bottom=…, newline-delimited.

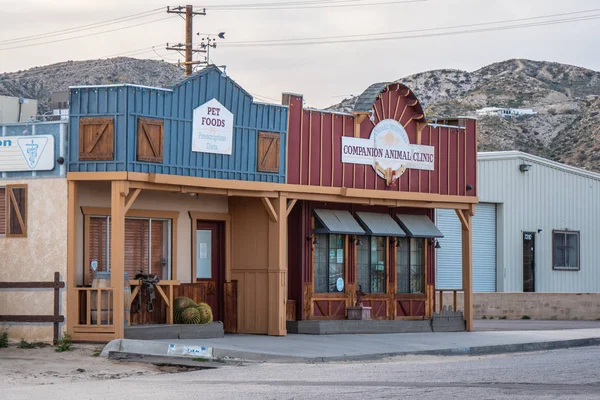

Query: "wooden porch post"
left=66, top=181, right=78, bottom=336
left=456, top=205, right=474, bottom=332
left=111, top=181, right=127, bottom=339
left=267, top=195, right=287, bottom=336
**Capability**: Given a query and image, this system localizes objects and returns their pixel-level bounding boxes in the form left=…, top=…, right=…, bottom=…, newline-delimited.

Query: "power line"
left=0, top=8, right=164, bottom=45
left=224, top=8, right=600, bottom=45
left=0, top=16, right=176, bottom=52
left=202, top=0, right=428, bottom=10
left=220, top=11, right=600, bottom=47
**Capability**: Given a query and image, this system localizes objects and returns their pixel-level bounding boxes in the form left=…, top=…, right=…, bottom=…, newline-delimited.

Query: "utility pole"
left=166, top=5, right=206, bottom=76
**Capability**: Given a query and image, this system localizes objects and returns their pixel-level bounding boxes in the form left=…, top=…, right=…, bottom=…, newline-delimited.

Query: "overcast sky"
left=0, top=0, right=599, bottom=108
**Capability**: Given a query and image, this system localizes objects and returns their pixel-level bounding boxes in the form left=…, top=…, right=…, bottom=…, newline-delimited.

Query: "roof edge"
left=478, top=151, right=600, bottom=181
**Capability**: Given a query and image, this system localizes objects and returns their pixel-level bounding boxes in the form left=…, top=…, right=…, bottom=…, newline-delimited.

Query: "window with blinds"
left=86, top=216, right=171, bottom=285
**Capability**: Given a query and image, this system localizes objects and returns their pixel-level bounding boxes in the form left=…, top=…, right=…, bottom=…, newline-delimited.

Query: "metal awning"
left=396, top=214, right=444, bottom=238
left=313, top=209, right=366, bottom=235
left=355, top=212, right=407, bottom=237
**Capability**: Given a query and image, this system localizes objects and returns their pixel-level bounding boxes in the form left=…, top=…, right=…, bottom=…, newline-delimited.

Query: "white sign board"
left=341, top=119, right=434, bottom=185
left=192, top=98, right=234, bottom=155
left=0, top=135, right=55, bottom=172
left=167, top=343, right=213, bottom=358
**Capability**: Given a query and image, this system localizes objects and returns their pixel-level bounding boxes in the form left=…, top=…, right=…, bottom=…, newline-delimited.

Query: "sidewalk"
left=103, top=320, right=600, bottom=363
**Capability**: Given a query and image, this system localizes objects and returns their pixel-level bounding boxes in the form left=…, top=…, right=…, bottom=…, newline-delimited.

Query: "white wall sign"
left=341, top=119, right=434, bottom=185
left=336, top=277, right=344, bottom=292
left=0, top=135, right=55, bottom=172
left=192, top=98, right=234, bottom=155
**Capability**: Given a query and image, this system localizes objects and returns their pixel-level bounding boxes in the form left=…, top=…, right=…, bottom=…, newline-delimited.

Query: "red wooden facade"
left=285, top=83, right=477, bottom=197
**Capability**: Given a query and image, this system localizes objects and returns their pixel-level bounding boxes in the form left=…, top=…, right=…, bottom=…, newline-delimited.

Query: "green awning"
left=355, top=212, right=407, bottom=237
left=313, top=209, right=365, bottom=235
left=396, top=214, right=444, bottom=238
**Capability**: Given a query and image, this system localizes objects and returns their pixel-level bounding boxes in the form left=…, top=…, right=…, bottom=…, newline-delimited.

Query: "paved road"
left=4, top=346, right=600, bottom=399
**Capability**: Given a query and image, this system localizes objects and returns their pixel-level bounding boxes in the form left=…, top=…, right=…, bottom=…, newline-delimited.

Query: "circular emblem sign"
left=336, top=277, right=344, bottom=292
left=372, top=119, right=411, bottom=181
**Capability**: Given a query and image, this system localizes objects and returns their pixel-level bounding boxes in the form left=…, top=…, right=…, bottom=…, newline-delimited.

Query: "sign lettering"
left=0, top=135, right=55, bottom=172
left=341, top=119, right=434, bottom=185
left=192, top=99, right=234, bottom=155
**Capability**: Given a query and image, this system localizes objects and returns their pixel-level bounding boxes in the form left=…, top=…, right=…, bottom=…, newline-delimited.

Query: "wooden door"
left=196, top=221, right=225, bottom=322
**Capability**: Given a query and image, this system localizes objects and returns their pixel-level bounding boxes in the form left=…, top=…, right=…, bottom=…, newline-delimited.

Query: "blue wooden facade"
left=1, top=121, right=67, bottom=179
left=68, top=66, right=288, bottom=182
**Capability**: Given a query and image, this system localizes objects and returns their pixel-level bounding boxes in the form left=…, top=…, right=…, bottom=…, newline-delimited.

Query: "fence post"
left=54, top=272, right=60, bottom=344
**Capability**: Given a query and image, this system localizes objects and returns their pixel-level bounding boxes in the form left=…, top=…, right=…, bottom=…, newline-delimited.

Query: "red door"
left=196, top=221, right=225, bottom=322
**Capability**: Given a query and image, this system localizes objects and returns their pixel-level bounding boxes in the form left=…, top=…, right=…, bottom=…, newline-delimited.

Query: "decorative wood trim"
left=308, top=112, right=313, bottom=184
left=136, top=117, right=164, bottom=163
left=79, top=117, right=115, bottom=161
left=67, top=172, right=128, bottom=181
left=5, top=184, right=27, bottom=237
left=286, top=199, right=297, bottom=217
left=299, top=110, right=304, bottom=185
left=331, top=115, right=334, bottom=186
left=124, top=188, right=141, bottom=213
left=319, top=113, right=323, bottom=186
left=353, top=113, right=369, bottom=138
left=261, top=197, right=278, bottom=223
left=81, top=206, right=180, bottom=220
left=257, top=132, right=281, bottom=173
left=69, top=172, right=479, bottom=205
left=66, top=181, right=78, bottom=337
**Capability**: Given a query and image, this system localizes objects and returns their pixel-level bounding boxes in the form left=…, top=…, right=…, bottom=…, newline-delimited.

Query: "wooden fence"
left=0, top=272, right=65, bottom=343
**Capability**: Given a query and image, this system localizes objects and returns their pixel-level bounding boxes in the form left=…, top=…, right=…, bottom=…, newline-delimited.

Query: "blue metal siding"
left=68, top=86, right=128, bottom=172
left=1, top=121, right=66, bottom=179
left=68, top=67, right=288, bottom=183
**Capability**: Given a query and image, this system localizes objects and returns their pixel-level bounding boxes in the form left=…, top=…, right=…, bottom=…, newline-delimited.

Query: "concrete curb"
left=102, top=336, right=600, bottom=364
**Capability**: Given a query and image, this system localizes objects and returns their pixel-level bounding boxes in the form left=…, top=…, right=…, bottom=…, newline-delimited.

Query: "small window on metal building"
left=552, top=230, right=580, bottom=271
left=79, top=117, right=115, bottom=161
left=137, top=117, right=164, bottom=163
left=257, top=132, right=280, bottom=173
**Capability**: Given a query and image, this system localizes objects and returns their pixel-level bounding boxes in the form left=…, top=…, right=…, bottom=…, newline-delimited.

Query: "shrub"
left=18, top=339, right=37, bottom=349
left=55, top=334, right=72, bottom=353
left=0, top=329, right=8, bottom=348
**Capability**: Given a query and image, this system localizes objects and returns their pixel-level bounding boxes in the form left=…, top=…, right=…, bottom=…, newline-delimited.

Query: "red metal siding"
left=286, top=84, right=477, bottom=196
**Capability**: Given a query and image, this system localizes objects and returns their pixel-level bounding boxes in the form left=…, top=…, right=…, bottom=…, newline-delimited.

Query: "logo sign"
left=192, top=98, right=234, bottom=155
left=336, top=277, right=344, bottom=292
left=341, top=119, right=434, bottom=185
left=0, top=135, right=55, bottom=172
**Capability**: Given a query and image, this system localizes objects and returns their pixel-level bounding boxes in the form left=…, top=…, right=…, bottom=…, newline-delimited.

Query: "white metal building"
left=437, top=151, right=600, bottom=293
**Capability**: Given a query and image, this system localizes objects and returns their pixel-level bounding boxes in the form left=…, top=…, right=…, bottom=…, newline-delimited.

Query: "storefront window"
left=314, top=234, right=345, bottom=293
left=397, top=238, right=425, bottom=294
left=87, top=216, right=172, bottom=284
left=357, top=236, right=386, bottom=294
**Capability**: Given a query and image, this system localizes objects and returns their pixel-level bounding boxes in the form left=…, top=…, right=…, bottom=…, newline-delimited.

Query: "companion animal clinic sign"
left=0, top=135, right=55, bottom=172
left=341, top=119, right=434, bottom=184
left=192, top=98, right=234, bottom=155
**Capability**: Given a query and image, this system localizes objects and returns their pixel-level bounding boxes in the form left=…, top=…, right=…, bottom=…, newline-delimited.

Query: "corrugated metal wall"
left=478, top=154, right=600, bottom=292
left=69, top=67, right=288, bottom=182
left=436, top=203, right=496, bottom=292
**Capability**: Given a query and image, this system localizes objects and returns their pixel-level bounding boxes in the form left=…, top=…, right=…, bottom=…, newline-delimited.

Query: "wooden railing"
left=435, top=288, right=464, bottom=313
left=74, top=287, right=116, bottom=336
left=0, top=272, right=65, bottom=343
left=129, top=280, right=179, bottom=324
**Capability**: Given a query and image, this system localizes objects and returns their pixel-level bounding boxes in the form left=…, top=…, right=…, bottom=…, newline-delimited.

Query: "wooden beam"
left=110, top=181, right=127, bottom=339
left=461, top=211, right=473, bottom=332
left=261, top=197, right=278, bottom=223
left=124, top=188, right=141, bottom=213
left=455, top=209, right=469, bottom=230
left=353, top=112, right=369, bottom=138
left=66, top=181, right=77, bottom=337
left=67, top=172, right=128, bottom=181
left=286, top=199, right=297, bottom=217
left=267, top=196, right=287, bottom=335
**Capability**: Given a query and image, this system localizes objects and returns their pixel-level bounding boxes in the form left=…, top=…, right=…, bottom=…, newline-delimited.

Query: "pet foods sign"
left=192, top=98, right=234, bottom=155
left=341, top=119, right=434, bottom=185
left=0, top=135, right=55, bottom=172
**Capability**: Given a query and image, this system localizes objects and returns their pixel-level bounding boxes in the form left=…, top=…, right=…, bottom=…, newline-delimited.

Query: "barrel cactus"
left=196, top=302, right=213, bottom=324
left=173, top=297, right=196, bottom=323
left=180, top=307, right=202, bottom=324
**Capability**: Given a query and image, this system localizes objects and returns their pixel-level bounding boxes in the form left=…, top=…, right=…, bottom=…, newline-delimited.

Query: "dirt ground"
left=0, top=342, right=185, bottom=389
